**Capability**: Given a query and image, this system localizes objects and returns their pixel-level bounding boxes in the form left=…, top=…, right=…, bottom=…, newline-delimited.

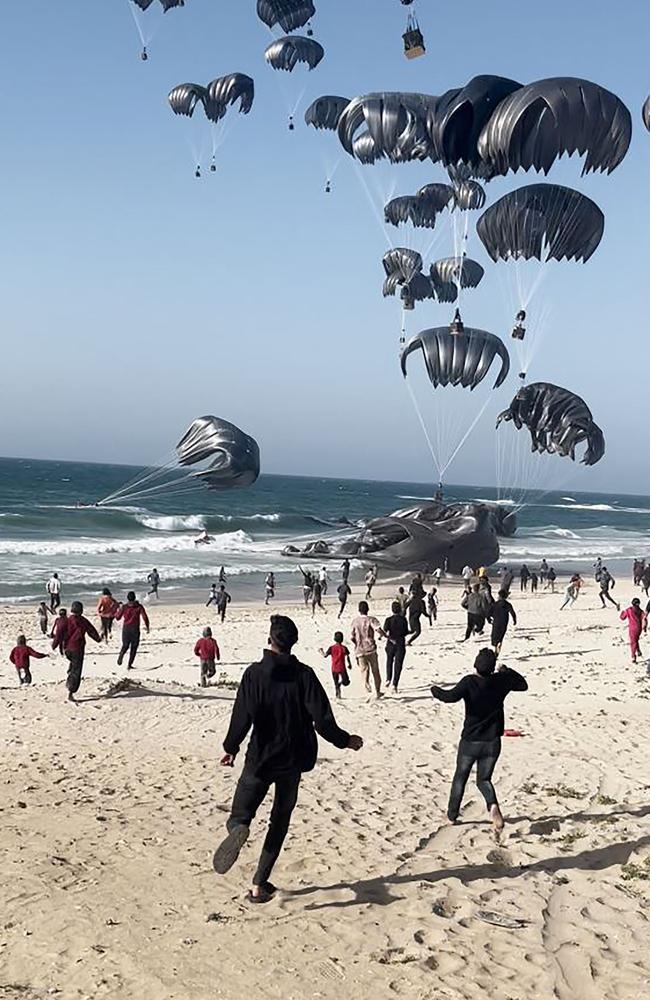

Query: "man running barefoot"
left=213, top=615, right=363, bottom=903
left=431, top=649, right=527, bottom=837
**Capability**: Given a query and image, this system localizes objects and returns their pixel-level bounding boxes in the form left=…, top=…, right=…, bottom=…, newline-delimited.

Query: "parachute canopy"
left=257, top=0, right=315, bottom=32
left=429, top=75, right=522, bottom=174
left=176, top=416, right=261, bottom=489
left=132, top=0, right=185, bottom=10
left=265, top=35, right=324, bottom=71
left=643, top=95, right=650, bottom=132
left=337, top=92, right=437, bottom=163
left=431, top=257, right=484, bottom=289
left=382, top=247, right=423, bottom=282
left=477, top=77, right=631, bottom=176
left=477, top=184, right=605, bottom=263
left=305, top=95, right=350, bottom=131
left=385, top=183, right=454, bottom=228
left=453, top=179, right=486, bottom=210
left=496, top=383, right=605, bottom=466
left=168, top=74, right=254, bottom=123
left=400, top=327, right=510, bottom=390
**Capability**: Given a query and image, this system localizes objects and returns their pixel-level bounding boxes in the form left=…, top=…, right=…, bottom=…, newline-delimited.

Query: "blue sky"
left=1, top=0, right=648, bottom=491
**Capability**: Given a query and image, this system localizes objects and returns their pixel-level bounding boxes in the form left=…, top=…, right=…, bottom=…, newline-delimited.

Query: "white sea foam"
left=136, top=514, right=206, bottom=532
left=0, top=530, right=258, bottom=558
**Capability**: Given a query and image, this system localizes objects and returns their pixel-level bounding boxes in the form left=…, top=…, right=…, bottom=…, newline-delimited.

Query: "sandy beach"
left=1, top=579, right=649, bottom=1000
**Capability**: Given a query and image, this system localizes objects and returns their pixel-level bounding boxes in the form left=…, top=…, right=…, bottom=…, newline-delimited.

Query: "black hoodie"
left=223, top=650, right=351, bottom=780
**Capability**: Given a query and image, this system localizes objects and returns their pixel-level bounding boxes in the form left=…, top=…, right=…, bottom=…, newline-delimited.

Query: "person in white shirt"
left=47, top=573, right=62, bottom=612
left=318, top=566, right=329, bottom=596
left=461, top=566, right=473, bottom=591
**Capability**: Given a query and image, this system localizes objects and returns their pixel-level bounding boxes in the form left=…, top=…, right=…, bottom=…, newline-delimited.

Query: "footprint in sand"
left=486, top=847, right=514, bottom=866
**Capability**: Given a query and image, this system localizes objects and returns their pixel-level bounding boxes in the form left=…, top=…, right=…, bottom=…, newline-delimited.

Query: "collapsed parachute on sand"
left=496, top=383, right=605, bottom=466
left=96, top=416, right=260, bottom=506
left=477, top=184, right=604, bottom=263
left=168, top=74, right=255, bottom=123
left=257, top=0, right=315, bottom=32
left=400, top=326, right=510, bottom=390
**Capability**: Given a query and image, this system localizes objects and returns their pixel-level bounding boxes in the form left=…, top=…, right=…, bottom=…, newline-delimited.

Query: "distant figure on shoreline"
left=337, top=580, right=351, bottom=618
left=311, top=577, right=325, bottom=617
left=97, top=588, right=119, bottom=642
left=116, top=591, right=150, bottom=670
left=489, top=590, right=517, bottom=655
left=206, top=583, right=219, bottom=607
left=265, top=573, right=275, bottom=606
left=299, top=567, right=313, bottom=607
left=406, top=592, right=427, bottom=645
left=530, top=571, right=538, bottom=594
left=51, top=609, right=68, bottom=655
left=461, top=584, right=487, bottom=641
left=560, top=574, right=582, bottom=610
left=213, top=615, right=363, bottom=904
left=431, top=648, right=528, bottom=836
left=598, top=567, right=620, bottom=611
left=52, top=600, right=102, bottom=702
left=219, top=566, right=227, bottom=585
left=539, top=559, right=549, bottom=586
left=10, top=635, right=48, bottom=686
left=47, top=572, right=62, bottom=612
left=519, top=564, right=531, bottom=592
left=620, top=599, right=646, bottom=664
left=37, top=601, right=51, bottom=635
left=320, top=631, right=352, bottom=699
left=365, top=565, right=378, bottom=601
left=194, top=626, right=220, bottom=687
left=546, top=567, right=557, bottom=593
left=147, top=568, right=160, bottom=599
left=341, top=559, right=350, bottom=586
left=427, top=587, right=438, bottom=623
left=215, top=584, right=231, bottom=622
left=383, top=601, right=409, bottom=693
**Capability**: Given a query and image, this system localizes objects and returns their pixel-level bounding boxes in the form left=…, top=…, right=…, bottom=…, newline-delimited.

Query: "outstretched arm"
left=222, top=673, right=253, bottom=759
left=303, top=669, right=351, bottom=749
left=431, top=677, right=468, bottom=703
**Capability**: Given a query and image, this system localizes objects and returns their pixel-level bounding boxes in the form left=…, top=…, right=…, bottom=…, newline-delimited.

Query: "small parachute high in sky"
left=431, top=257, right=484, bottom=290
left=496, top=383, right=605, bottom=466
left=265, top=35, right=324, bottom=72
left=304, top=95, right=350, bottom=131
left=257, top=0, right=315, bottom=33
left=384, top=184, right=455, bottom=228
left=400, top=326, right=510, bottom=390
left=129, top=0, right=186, bottom=60
left=643, top=95, right=650, bottom=132
left=168, top=74, right=254, bottom=175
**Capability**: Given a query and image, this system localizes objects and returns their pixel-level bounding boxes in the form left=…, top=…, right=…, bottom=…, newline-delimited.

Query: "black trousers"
left=100, top=616, right=113, bottom=640
left=385, top=640, right=406, bottom=688
left=227, top=769, right=301, bottom=886
left=50, top=593, right=61, bottom=612
left=65, top=649, right=85, bottom=694
left=464, top=613, right=485, bottom=640
left=119, top=627, right=140, bottom=668
left=407, top=615, right=422, bottom=644
left=338, top=597, right=347, bottom=618
left=448, top=737, right=501, bottom=821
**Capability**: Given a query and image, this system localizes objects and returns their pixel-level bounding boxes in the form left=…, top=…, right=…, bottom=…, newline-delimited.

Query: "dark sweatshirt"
left=431, top=666, right=528, bottom=741
left=223, top=650, right=351, bottom=780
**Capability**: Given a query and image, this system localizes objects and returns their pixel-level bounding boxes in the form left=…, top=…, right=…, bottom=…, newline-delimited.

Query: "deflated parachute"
left=257, top=0, right=315, bottom=32
left=168, top=74, right=254, bottom=123
left=176, top=416, right=261, bottom=488
left=337, top=92, right=437, bottom=163
left=477, top=184, right=604, bottom=263
left=400, top=327, right=510, bottom=390
left=305, top=96, right=350, bottom=130
left=477, top=77, right=631, bottom=176
left=496, top=383, right=605, bottom=466
left=265, top=35, right=324, bottom=71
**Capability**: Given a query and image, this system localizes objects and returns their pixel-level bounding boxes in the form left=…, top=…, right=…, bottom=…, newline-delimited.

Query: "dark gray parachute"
left=132, top=0, right=185, bottom=10
left=176, top=416, right=261, bottom=489
left=427, top=276, right=458, bottom=304
left=168, top=75, right=254, bottom=123
left=476, top=184, right=604, bottom=263
left=168, top=83, right=207, bottom=118
left=204, top=74, right=255, bottom=121
left=257, top=0, right=315, bottom=32
left=384, top=183, right=454, bottom=228
left=429, top=75, right=523, bottom=173
left=352, top=132, right=378, bottom=163
left=643, top=95, right=650, bottom=132
left=431, top=257, right=484, bottom=289
left=496, top=383, right=605, bottom=466
left=453, top=180, right=486, bottom=210
left=477, top=77, right=632, bottom=176
left=304, top=95, right=350, bottom=131
left=382, top=247, right=423, bottom=283
left=265, top=35, right=324, bottom=71
left=400, top=327, right=510, bottom=390
left=337, top=92, right=438, bottom=164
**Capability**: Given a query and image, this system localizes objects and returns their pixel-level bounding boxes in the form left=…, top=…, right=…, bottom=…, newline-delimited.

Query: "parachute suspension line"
left=405, top=378, right=443, bottom=480
left=126, top=0, right=147, bottom=48
left=354, top=163, right=396, bottom=250
left=439, top=392, right=493, bottom=479
left=97, top=455, right=179, bottom=506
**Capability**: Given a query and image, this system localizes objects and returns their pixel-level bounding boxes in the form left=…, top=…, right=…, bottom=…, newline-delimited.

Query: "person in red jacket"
left=115, top=591, right=150, bottom=670
left=50, top=608, right=68, bottom=656
left=52, top=601, right=102, bottom=701
left=194, top=626, right=220, bottom=687
left=9, top=635, right=48, bottom=686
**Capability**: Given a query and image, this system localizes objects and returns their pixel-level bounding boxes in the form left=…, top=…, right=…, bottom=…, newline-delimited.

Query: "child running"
left=10, top=635, right=48, bottom=686
left=320, top=631, right=352, bottom=699
left=37, top=602, right=51, bottom=635
left=194, top=626, right=221, bottom=687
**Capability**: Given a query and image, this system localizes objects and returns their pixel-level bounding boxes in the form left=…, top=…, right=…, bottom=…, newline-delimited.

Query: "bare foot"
left=490, top=804, right=505, bottom=840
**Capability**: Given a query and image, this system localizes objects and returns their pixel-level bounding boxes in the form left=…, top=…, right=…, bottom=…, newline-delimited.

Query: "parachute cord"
left=127, top=0, right=147, bottom=47
left=354, top=163, right=395, bottom=249
left=97, top=456, right=179, bottom=505
left=405, top=379, right=443, bottom=480
left=440, top=392, right=492, bottom=479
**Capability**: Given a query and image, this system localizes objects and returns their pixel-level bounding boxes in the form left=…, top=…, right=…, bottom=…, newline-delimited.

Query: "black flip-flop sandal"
left=212, top=825, right=250, bottom=875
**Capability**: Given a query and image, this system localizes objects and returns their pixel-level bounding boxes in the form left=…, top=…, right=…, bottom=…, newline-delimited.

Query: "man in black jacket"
left=431, top=648, right=527, bottom=835
left=213, top=615, right=363, bottom=903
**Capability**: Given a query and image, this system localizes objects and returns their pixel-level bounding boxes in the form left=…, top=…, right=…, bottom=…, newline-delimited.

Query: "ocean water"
left=1, top=455, right=648, bottom=605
